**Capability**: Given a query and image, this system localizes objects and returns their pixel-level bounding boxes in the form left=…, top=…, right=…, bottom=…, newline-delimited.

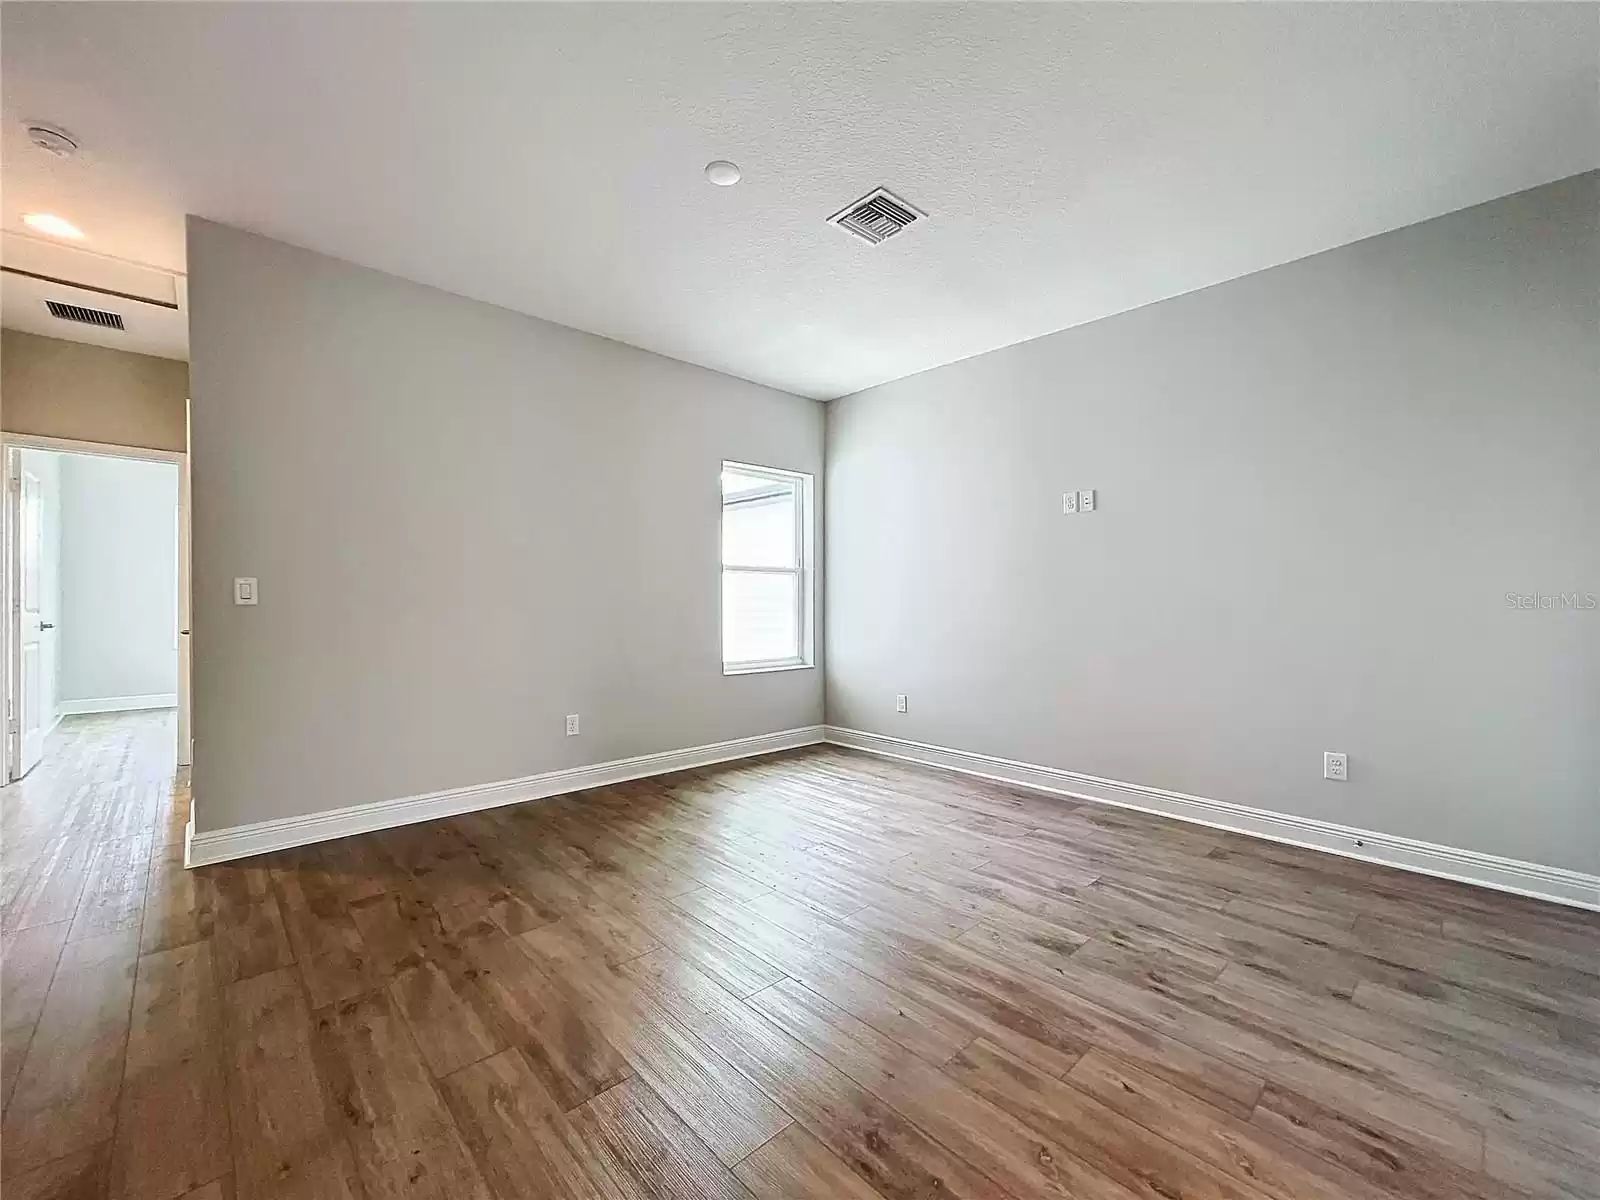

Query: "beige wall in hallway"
left=1, top=329, right=188, bottom=453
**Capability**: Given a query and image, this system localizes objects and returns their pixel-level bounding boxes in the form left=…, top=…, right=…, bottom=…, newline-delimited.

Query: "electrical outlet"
left=1062, top=492, right=1079, bottom=515
left=1323, top=751, right=1347, bottom=781
left=1079, top=489, right=1096, bottom=512
left=895, top=694, right=908, bottom=714
left=566, top=714, right=581, bottom=737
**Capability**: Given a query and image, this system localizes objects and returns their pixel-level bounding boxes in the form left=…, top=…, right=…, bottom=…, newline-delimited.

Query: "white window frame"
left=720, top=460, right=815, bottom=675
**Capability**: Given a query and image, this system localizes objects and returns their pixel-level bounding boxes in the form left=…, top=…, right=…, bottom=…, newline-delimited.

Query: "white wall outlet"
left=1323, top=751, right=1347, bottom=781
left=1062, top=491, right=1079, bottom=515
left=565, top=714, right=581, bottom=736
left=233, top=577, right=258, bottom=606
left=1079, top=489, right=1096, bottom=512
left=895, top=694, right=908, bottom=714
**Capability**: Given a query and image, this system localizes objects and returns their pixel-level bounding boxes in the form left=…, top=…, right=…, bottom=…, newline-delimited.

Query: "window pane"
left=723, top=570, right=799, bottom=664
left=722, top=485, right=796, bottom=569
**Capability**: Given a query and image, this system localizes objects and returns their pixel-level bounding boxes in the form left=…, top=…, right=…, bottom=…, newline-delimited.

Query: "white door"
left=18, top=469, right=48, bottom=776
left=177, top=456, right=192, bottom=766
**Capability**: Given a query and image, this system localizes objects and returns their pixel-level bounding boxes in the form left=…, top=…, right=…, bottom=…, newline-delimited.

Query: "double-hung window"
left=721, top=461, right=813, bottom=673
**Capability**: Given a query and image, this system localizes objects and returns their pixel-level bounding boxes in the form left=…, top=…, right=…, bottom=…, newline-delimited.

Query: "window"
left=721, top=461, right=812, bottom=673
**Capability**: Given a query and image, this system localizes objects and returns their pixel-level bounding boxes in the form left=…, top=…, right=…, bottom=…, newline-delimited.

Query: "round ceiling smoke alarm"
left=26, top=124, right=79, bottom=158
left=704, top=160, right=741, bottom=187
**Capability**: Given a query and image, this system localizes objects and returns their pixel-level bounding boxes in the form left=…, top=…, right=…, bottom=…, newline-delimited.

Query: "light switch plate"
left=233, top=577, right=258, bottom=606
left=1079, top=489, right=1096, bottom=512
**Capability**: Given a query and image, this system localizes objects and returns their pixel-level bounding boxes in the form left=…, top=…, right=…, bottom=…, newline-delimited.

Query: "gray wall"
left=188, top=219, right=823, bottom=833
left=60, top=454, right=181, bottom=704
left=826, top=172, right=1599, bottom=875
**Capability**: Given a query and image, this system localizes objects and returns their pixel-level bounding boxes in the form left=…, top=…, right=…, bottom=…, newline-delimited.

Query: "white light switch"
left=234, top=577, right=258, bottom=606
left=1079, top=489, right=1096, bottom=512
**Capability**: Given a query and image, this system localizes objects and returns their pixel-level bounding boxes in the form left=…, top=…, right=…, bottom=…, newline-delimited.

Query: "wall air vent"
left=828, top=187, right=925, bottom=245
left=45, top=300, right=124, bottom=330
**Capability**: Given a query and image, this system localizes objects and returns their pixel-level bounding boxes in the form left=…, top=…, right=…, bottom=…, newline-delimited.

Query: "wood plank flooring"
left=4, top=711, right=1598, bottom=1200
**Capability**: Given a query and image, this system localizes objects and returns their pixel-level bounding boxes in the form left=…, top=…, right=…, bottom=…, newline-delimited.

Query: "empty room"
left=1, top=5, right=1596, bottom=1200
left=3, top=437, right=186, bottom=779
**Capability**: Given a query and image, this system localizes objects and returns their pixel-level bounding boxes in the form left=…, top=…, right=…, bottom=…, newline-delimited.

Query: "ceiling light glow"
left=22, top=213, right=85, bottom=240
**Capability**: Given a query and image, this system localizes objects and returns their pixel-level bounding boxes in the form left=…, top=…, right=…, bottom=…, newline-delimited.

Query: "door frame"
left=2, top=432, right=191, bottom=782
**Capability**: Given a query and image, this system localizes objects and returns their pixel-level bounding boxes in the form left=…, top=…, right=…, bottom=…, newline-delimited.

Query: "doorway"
left=3, top=434, right=190, bottom=782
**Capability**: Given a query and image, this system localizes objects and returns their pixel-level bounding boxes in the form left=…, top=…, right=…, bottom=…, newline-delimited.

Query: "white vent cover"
left=828, top=188, right=925, bottom=245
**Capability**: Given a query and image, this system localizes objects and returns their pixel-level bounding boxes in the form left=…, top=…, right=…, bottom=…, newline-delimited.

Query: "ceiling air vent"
left=828, top=187, right=925, bottom=245
left=46, top=300, right=125, bottom=330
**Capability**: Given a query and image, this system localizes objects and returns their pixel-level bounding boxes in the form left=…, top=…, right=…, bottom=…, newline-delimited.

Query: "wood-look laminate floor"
left=3, top=713, right=1598, bottom=1200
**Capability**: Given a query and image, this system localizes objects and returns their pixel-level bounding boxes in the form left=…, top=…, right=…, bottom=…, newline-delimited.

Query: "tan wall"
left=1, top=329, right=188, bottom=453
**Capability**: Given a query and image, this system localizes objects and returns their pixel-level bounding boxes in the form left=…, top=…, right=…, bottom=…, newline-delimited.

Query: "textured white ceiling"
left=3, top=4, right=1595, bottom=398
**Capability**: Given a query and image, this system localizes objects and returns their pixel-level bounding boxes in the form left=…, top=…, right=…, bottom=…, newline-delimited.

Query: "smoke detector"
left=828, top=187, right=925, bottom=245
left=26, top=124, right=79, bottom=158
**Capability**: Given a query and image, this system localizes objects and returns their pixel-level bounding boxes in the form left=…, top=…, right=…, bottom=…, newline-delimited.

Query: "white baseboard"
left=60, top=693, right=178, bottom=716
left=824, top=726, right=1600, bottom=913
left=187, top=725, right=825, bottom=867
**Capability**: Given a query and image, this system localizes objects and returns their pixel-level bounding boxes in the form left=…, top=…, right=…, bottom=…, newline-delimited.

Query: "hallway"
left=1, top=710, right=187, bottom=1193
left=3, top=710, right=180, bottom=866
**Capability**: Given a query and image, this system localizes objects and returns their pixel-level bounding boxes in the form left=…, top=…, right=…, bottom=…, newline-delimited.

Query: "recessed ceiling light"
left=704, top=160, right=741, bottom=187
left=22, top=213, right=85, bottom=240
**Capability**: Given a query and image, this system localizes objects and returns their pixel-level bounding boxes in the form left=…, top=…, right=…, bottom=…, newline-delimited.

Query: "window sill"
left=723, top=661, right=815, bottom=677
